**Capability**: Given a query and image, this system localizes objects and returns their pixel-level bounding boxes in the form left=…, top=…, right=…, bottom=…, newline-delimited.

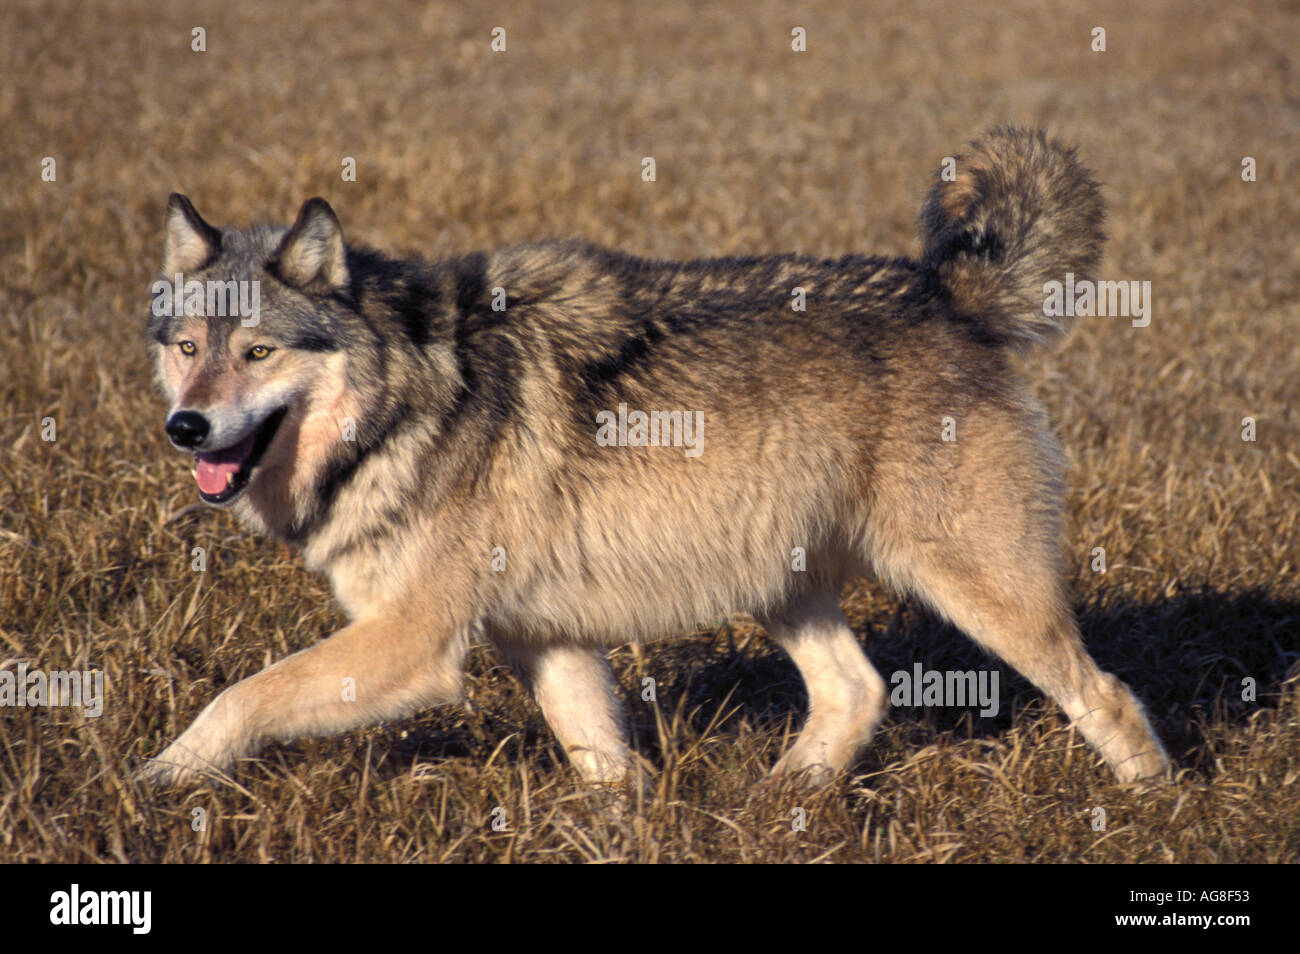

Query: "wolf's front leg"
left=496, top=640, right=634, bottom=787
left=144, top=614, right=469, bottom=785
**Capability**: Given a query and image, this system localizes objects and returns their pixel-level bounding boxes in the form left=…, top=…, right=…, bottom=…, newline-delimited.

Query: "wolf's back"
left=920, top=126, right=1105, bottom=350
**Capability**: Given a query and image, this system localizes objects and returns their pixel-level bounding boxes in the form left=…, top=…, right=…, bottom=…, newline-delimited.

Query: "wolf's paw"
left=140, top=690, right=250, bottom=788
left=137, top=742, right=228, bottom=788
left=578, top=753, right=655, bottom=809
left=136, top=756, right=187, bottom=788
left=758, top=757, right=838, bottom=792
left=1112, top=745, right=1172, bottom=789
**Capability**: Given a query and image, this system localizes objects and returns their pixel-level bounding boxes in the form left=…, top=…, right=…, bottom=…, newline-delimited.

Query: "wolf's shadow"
left=632, top=586, right=1300, bottom=773
left=377, top=586, right=1297, bottom=778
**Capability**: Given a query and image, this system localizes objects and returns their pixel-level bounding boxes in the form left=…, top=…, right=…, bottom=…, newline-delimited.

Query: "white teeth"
left=226, top=472, right=235, bottom=488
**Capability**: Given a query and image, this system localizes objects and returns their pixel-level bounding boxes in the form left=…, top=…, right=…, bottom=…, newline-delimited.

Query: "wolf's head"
left=148, top=195, right=379, bottom=531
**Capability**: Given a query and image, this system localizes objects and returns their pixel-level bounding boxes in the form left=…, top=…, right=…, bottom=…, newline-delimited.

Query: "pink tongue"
left=194, top=433, right=256, bottom=495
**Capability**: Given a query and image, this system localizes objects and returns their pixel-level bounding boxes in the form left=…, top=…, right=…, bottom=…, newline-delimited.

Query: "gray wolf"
left=144, top=126, right=1169, bottom=789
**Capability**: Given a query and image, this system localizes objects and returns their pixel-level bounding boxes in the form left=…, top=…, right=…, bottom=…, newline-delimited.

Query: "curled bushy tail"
left=920, top=126, right=1105, bottom=350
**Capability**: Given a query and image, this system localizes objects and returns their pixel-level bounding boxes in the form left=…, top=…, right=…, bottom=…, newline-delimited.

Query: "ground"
left=0, top=0, right=1297, bottom=862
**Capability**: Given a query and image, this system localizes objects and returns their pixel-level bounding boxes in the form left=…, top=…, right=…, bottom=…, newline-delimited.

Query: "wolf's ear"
left=163, top=194, right=222, bottom=276
left=270, top=197, right=349, bottom=294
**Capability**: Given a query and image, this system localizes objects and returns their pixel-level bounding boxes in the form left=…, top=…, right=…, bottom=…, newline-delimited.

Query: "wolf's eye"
left=178, top=341, right=197, bottom=356
left=247, top=345, right=274, bottom=361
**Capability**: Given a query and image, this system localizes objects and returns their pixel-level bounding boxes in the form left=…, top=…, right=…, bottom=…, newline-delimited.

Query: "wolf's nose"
left=166, top=411, right=210, bottom=449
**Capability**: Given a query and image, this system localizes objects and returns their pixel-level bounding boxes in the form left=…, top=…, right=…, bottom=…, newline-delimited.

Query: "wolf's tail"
left=920, top=126, right=1105, bottom=351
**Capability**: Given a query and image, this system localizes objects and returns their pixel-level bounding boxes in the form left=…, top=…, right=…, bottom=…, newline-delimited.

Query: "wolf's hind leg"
left=144, top=614, right=469, bottom=785
left=883, top=528, right=1169, bottom=783
left=756, top=590, right=887, bottom=786
left=496, top=641, right=633, bottom=786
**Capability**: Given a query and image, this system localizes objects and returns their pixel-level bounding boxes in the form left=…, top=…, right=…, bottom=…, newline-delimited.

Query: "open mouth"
left=193, top=408, right=288, bottom=504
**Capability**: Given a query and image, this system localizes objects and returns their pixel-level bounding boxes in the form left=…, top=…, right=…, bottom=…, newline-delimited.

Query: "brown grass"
left=1, top=0, right=1297, bottom=863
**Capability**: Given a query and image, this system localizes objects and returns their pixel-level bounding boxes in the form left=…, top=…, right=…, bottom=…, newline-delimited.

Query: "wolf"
left=144, top=127, right=1169, bottom=789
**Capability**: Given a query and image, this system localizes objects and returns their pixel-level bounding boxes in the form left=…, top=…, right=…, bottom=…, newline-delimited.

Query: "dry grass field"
left=1, top=0, right=1297, bottom=864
